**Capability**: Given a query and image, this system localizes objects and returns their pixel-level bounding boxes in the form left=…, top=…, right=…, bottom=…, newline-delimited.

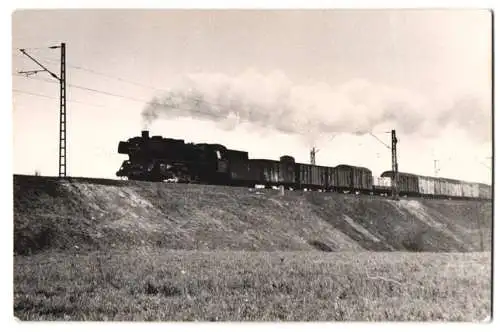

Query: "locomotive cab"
left=117, top=141, right=129, bottom=154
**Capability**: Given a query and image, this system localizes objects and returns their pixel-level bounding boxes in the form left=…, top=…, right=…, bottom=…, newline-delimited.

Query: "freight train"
left=116, top=131, right=492, bottom=200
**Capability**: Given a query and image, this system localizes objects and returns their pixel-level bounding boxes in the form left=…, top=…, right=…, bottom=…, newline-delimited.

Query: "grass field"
left=14, top=249, right=491, bottom=321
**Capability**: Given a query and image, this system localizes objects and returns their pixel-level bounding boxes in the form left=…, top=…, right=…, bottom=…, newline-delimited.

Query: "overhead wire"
left=11, top=59, right=447, bottom=148
left=13, top=71, right=224, bottom=111
left=14, top=73, right=153, bottom=103
left=12, top=88, right=105, bottom=108
left=13, top=46, right=57, bottom=51
left=14, top=51, right=291, bottom=111
left=475, top=157, right=492, bottom=170
left=369, top=132, right=391, bottom=150
left=13, top=72, right=257, bottom=125
left=14, top=70, right=403, bottom=139
left=15, top=53, right=395, bottom=139
left=13, top=52, right=169, bottom=92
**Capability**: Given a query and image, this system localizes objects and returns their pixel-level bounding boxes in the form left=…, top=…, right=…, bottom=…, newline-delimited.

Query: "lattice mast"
left=18, top=43, right=67, bottom=177
left=391, top=129, right=399, bottom=200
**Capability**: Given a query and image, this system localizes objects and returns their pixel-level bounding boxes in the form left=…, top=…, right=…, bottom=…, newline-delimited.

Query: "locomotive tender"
left=116, top=131, right=492, bottom=200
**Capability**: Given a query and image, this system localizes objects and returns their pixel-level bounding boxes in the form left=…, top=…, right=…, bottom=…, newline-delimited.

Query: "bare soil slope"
left=13, top=175, right=492, bottom=254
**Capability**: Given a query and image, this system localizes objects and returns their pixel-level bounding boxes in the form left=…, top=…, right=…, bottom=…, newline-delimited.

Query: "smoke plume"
left=141, top=69, right=490, bottom=144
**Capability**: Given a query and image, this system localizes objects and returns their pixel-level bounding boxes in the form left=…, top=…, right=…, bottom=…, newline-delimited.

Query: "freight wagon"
left=334, top=165, right=373, bottom=193
left=296, top=163, right=325, bottom=189
left=417, top=175, right=436, bottom=197
left=381, top=171, right=419, bottom=196
left=373, top=176, right=392, bottom=195
left=478, top=183, right=492, bottom=200
left=116, top=131, right=492, bottom=201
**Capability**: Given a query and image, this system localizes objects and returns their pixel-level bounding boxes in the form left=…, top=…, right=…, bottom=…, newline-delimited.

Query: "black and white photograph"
left=10, top=4, right=493, bottom=323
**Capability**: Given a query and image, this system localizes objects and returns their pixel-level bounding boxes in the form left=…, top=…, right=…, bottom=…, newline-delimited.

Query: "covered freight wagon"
left=325, top=167, right=335, bottom=190
left=295, top=163, right=325, bottom=189
left=225, top=149, right=249, bottom=161
left=249, top=159, right=282, bottom=185
left=334, top=165, right=373, bottom=193
left=417, top=175, right=435, bottom=196
left=478, top=183, right=492, bottom=200
left=373, top=176, right=392, bottom=191
left=381, top=171, right=419, bottom=195
left=433, top=178, right=444, bottom=197
left=461, top=182, right=473, bottom=198
left=280, top=156, right=296, bottom=185
left=437, top=178, right=463, bottom=198
left=228, top=159, right=252, bottom=185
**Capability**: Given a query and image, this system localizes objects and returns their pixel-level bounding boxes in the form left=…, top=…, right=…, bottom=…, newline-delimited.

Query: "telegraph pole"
left=309, top=135, right=336, bottom=165
left=391, top=129, right=399, bottom=200
left=310, top=147, right=319, bottom=165
left=434, top=159, right=440, bottom=177
left=368, top=130, right=398, bottom=199
left=18, top=43, right=67, bottom=178
left=59, top=43, right=67, bottom=178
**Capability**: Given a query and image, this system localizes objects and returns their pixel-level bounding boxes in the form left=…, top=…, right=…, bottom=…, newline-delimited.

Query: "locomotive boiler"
left=116, top=130, right=230, bottom=183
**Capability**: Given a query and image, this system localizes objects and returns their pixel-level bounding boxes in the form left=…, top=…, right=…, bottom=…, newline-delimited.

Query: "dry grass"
left=14, top=250, right=491, bottom=321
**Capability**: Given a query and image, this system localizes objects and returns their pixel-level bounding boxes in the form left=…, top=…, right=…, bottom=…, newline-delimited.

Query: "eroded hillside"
left=13, top=175, right=492, bottom=254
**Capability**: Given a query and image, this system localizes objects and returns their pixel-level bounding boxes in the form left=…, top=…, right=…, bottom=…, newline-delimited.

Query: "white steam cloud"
left=141, top=69, right=490, bottom=145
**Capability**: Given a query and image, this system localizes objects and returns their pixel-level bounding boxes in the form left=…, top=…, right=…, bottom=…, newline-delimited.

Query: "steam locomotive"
left=116, top=131, right=492, bottom=200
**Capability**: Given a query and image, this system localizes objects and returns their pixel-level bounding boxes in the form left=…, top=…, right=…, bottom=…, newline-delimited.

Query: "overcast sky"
left=12, top=9, right=492, bottom=184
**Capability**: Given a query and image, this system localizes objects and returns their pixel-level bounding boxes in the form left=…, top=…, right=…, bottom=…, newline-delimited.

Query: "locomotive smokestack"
left=142, top=130, right=149, bottom=139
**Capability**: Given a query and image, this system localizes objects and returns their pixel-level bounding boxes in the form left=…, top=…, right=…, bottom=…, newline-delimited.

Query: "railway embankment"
left=13, top=175, right=492, bottom=255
